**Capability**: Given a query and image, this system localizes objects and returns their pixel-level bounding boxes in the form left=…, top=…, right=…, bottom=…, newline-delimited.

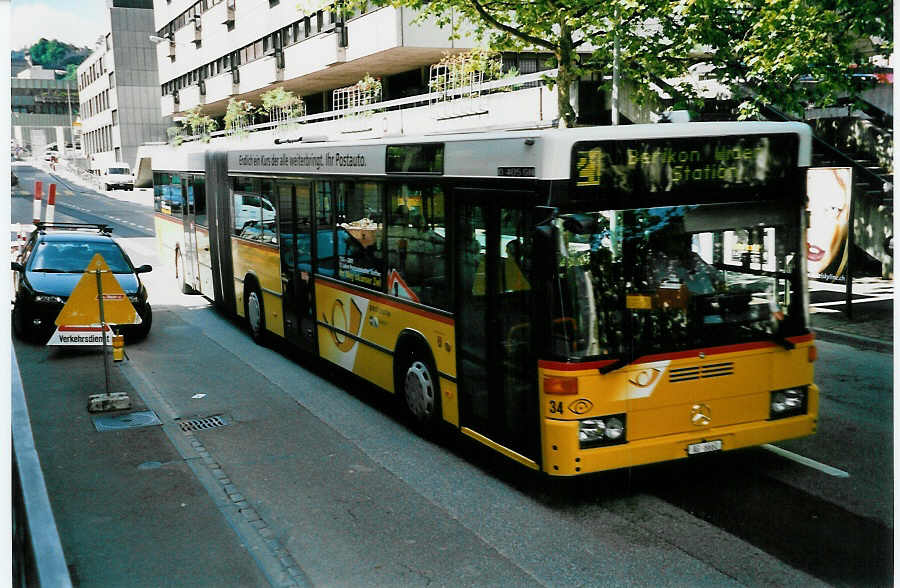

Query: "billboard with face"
left=807, top=167, right=852, bottom=279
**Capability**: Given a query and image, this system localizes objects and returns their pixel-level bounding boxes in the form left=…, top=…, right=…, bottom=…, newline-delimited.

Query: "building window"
left=111, top=109, right=118, bottom=125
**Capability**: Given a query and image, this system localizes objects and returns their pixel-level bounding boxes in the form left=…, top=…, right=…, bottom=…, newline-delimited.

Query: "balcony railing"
left=172, top=68, right=559, bottom=144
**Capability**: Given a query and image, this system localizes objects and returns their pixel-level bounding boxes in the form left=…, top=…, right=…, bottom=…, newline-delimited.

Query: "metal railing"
left=174, top=68, right=559, bottom=143
left=12, top=346, right=72, bottom=587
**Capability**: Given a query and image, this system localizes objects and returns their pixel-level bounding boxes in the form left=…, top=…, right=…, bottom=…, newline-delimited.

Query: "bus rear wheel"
left=245, top=286, right=266, bottom=344
left=401, top=353, right=440, bottom=426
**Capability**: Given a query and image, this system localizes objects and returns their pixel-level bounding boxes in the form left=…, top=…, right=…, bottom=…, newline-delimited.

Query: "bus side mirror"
left=11, top=261, right=24, bottom=272
left=135, top=264, right=153, bottom=274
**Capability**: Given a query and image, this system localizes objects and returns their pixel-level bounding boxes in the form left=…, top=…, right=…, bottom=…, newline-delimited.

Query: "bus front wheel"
left=401, top=353, right=440, bottom=426
left=245, top=286, right=266, bottom=345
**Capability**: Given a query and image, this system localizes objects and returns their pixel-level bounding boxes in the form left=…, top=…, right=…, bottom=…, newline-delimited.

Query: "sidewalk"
left=13, top=339, right=273, bottom=587
left=809, top=277, right=893, bottom=353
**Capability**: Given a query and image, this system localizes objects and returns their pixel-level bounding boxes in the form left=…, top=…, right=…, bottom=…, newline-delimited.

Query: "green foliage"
left=184, top=106, right=218, bottom=141
left=335, top=0, right=891, bottom=123
left=224, top=98, right=256, bottom=133
left=28, top=38, right=87, bottom=70
left=657, top=0, right=894, bottom=119
left=260, top=86, right=304, bottom=118
left=167, top=126, right=184, bottom=146
left=63, top=64, right=78, bottom=80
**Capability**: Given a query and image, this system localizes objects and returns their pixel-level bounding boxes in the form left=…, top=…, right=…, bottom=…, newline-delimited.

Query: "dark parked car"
left=11, top=223, right=153, bottom=342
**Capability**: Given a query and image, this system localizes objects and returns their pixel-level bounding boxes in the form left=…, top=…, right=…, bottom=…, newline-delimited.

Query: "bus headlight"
left=579, top=414, right=627, bottom=448
left=769, top=387, right=808, bottom=419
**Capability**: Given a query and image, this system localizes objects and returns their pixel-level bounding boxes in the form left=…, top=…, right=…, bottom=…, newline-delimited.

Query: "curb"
left=812, top=327, right=893, bottom=354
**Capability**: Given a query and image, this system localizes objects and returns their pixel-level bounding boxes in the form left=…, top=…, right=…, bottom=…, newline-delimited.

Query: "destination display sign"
left=229, top=145, right=386, bottom=175
left=572, top=134, right=798, bottom=202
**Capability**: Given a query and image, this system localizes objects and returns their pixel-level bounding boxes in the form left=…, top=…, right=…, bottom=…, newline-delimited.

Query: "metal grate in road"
left=178, top=415, right=229, bottom=432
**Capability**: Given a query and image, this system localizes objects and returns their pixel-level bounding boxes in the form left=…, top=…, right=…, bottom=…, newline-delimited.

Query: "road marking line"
left=762, top=444, right=850, bottom=478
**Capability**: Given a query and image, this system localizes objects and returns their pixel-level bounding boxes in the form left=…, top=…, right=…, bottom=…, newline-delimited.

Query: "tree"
left=27, top=38, right=89, bottom=72
left=335, top=0, right=890, bottom=124
left=648, top=0, right=893, bottom=118
left=335, top=0, right=644, bottom=127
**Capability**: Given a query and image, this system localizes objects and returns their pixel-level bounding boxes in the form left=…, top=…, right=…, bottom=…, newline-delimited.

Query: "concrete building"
left=78, top=0, right=169, bottom=171
left=152, top=0, right=493, bottom=119
left=11, top=64, right=79, bottom=153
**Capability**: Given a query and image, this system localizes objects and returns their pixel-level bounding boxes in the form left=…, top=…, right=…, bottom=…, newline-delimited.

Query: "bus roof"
left=138, top=121, right=812, bottom=184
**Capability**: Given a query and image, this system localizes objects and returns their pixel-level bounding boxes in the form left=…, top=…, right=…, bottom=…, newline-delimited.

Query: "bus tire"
left=398, top=348, right=441, bottom=427
left=244, top=284, right=266, bottom=345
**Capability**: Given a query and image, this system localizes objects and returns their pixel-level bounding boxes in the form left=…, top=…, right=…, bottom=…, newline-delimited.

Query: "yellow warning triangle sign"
left=55, top=253, right=141, bottom=326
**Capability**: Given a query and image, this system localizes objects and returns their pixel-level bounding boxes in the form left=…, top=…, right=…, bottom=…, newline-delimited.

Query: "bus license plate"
left=687, top=440, right=723, bottom=455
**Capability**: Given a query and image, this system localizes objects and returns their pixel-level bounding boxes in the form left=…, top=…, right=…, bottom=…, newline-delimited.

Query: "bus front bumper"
left=542, top=411, right=817, bottom=476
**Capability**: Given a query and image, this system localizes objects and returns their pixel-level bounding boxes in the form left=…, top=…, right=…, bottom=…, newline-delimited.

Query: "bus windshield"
left=547, top=202, right=804, bottom=359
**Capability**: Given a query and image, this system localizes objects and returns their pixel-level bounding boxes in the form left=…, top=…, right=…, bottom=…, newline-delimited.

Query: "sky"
left=9, top=0, right=108, bottom=50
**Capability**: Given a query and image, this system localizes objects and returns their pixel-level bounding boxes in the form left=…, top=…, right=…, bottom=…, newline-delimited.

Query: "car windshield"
left=547, top=203, right=804, bottom=359
left=29, top=241, right=133, bottom=274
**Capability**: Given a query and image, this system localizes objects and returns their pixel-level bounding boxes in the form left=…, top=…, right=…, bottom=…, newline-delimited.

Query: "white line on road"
left=762, top=444, right=850, bottom=478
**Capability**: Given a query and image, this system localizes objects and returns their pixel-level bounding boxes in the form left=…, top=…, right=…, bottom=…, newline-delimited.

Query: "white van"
left=100, top=163, right=134, bottom=191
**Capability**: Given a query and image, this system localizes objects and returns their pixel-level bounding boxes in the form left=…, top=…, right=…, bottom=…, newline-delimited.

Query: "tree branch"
left=467, top=0, right=557, bottom=51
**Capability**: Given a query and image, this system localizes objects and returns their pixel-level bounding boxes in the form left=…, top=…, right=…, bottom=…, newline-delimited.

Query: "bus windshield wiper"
left=597, top=357, right=631, bottom=374
left=31, top=268, right=65, bottom=273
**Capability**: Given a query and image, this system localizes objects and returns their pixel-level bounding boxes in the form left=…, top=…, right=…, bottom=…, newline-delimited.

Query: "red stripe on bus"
left=539, top=333, right=815, bottom=371
left=538, top=359, right=619, bottom=371
left=321, top=279, right=454, bottom=325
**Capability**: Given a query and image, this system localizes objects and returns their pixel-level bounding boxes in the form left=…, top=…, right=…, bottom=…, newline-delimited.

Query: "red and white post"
left=45, top=184, right=57, bottom=224
left=32, top=180, right=43, bottom=225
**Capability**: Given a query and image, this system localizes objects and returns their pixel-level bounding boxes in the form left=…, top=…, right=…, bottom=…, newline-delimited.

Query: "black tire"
left=244, top=285, right=266, bottom=344
left=11, top=302, right=30, bottom=342
left=398, top=348, right=441, bottom=427
left=126, top=304, right=152, bottom=342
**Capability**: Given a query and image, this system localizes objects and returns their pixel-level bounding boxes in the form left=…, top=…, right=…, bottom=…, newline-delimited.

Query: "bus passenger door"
left=276, top=181, right=316, bottom=352
left=455, top=190, right=539, bottom=461
left=181, top=175, right=199, bottom=290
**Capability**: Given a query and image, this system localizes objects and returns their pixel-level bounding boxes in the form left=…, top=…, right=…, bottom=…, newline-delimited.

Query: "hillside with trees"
left=15, top=38, right=90, bottom=79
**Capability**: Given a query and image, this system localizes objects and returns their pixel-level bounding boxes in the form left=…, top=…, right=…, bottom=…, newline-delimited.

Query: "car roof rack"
left=34, top=222, right=113, bottom=234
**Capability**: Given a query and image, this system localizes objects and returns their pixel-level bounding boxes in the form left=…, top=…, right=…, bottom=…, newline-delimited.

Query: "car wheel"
left=126, top=304, right=152, bottom=342
left=399, top=349, right=441, bottom=427
left=11, top=301, right=31, bottom=342
left=245, top=285, right=266, bottom=344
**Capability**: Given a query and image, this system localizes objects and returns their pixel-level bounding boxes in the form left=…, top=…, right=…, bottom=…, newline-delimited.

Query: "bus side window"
left=386, top=183, right=447, bottom=309
left=335, top=181, right=385, bottom=291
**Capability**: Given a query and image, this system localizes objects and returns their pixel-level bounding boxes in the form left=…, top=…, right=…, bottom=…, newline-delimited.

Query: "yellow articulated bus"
left=144, top=122, right=818, bottom=476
